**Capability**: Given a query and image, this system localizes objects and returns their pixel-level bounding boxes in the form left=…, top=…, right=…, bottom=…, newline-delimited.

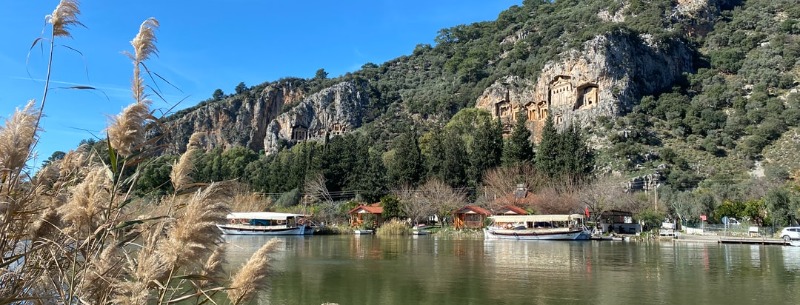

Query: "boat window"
left=250, top=219, right=270, bottom=226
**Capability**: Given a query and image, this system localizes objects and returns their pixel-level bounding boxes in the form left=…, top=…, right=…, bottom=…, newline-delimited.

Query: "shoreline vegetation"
left=0, top=1, right=279, bottom=304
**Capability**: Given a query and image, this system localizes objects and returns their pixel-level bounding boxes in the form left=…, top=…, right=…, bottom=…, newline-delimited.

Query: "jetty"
left=717, top=237, right=788, bottom=246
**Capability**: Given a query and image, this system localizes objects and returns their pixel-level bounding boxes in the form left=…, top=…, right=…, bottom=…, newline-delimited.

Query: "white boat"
left=353, top=229, right=374, bottom=235
left=484, top=214, right=591, bottom=240
left=412, top=229, right=430, bottom=235
left=217, top=212, right=309, bottom=235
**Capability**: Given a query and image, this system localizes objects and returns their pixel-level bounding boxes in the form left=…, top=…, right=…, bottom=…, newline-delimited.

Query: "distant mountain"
left=151, top=0, right=800, bottom=193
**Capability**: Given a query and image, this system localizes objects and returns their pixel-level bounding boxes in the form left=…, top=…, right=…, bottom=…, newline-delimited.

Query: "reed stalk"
left=0, top=2, right=281, bottom=304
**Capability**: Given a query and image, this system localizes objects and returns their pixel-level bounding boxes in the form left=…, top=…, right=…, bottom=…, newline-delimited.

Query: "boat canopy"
left=489, top=214, right=584, bottom=223
left=227, top=212, right=306, bottom=220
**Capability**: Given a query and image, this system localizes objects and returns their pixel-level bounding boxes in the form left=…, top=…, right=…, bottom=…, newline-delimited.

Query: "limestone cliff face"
left=155, top=81, right=366, bottom=156
left=477, top=32, right=694, bottom=138
left=263, top=82, right=369, bottom=155
left=153, top=80, right=302, bottom=154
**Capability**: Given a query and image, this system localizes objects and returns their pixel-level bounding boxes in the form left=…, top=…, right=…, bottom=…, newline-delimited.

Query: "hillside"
left=134, top=0, right=800, bottom=224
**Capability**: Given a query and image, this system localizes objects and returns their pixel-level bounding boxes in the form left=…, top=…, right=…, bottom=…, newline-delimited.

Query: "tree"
left=766, top=188, right=793, bottom=226
left=469, top=118, right=503, bottom=185
left=502, top=114, right=534, bottom=165
left=418, top=178, right=467, bottom=226
left=396, top=184, right=433, bottom=225
left=353, top=149, right=388, bottom=203
left=559, top=124, right=594, bottom=184
left=424, top=128, right=446, bottom=180
left=535, top=115, right=559, bottom=178
left=314, top=68, right=328, bottom=80
left=579, top=176, right=626, bottom=225
left=380, top=195, right=402, bottom=220
left=441, top=129, right=468, bottom=187
left=212, top=88, right=224, bottom=100
left=41, top=150, right=66, bottom=168
left=235, top=82, right=247, bottom=95
left=387, top=130, right=423, bottom=187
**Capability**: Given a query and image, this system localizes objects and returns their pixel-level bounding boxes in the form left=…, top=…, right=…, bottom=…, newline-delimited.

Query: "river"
left=223, top=235, right=800, bottom=305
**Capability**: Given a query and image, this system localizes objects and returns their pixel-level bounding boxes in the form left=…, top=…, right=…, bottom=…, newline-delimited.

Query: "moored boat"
left=217, top=212, right=309, bottom=235
left=484, top=214, right=591, bottom=240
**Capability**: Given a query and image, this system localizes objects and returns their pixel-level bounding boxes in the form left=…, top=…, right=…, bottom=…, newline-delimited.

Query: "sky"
left=0, top=0, right=521, bottom=168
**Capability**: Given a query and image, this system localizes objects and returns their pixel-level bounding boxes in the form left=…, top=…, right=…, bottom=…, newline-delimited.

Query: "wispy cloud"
left=5, top=76, right=129, bottom=94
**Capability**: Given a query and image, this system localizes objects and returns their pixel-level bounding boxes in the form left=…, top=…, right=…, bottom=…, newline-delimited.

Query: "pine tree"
left=535, top=114, right=559, bottom=178
left=502, top=114, right=534, bottom=165
left=561, top=124, right=594, bottom=184
left=388, top=129, right=423, bottom=186
left=469, top=117, right=503, bottom=185
left=357, top=149, right=388, bottom=202
left=441, top=129, right=467, bottom=187
left=425, top=128, right=446, bottom=181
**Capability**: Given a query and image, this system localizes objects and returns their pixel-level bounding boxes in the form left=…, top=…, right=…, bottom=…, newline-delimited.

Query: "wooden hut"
left=348, top=203, right=383, bottom=228
left=453, top=205, right=491, bottom=229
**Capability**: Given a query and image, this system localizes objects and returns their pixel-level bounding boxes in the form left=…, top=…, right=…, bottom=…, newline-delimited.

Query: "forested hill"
left=124, top=0, right=800, bottom=223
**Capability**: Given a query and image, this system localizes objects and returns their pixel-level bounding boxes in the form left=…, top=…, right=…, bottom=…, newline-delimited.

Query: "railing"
left=682, top=224, right=776, bottom=237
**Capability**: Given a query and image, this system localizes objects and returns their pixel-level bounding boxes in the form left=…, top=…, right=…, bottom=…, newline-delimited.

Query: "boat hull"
left=484, top=228, right=590, bottom=240
left=217, top=224, right=307, bottom=235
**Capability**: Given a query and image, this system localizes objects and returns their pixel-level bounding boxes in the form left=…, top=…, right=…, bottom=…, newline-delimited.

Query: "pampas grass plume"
left=170, top=132, right=205, bottom=191
left=0, top=100, right=39, bottom=174
left=47, top=0, right=83, bottom=38
left=132, top=18, right=159, bottom=63
left=227, top=238, right=281, bottom=304
left=57, top=165, right=112, bottom=234
left=107, top=101, right=151, bottom=158
left=158, top=183, right=229, bottom=265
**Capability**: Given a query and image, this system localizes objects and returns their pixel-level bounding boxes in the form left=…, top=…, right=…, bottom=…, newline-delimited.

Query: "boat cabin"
left=227, top=212, right=304, bottom=227
left=489, top=214, right=586, bottom=230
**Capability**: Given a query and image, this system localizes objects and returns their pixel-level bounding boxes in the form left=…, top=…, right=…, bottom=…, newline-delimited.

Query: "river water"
left=223, top=235, right=800, bottom=305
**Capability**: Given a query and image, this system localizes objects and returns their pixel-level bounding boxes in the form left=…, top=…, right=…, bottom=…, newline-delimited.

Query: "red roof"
left=453, top=205, right=491, bottom=216
left=496, top=205, right=529, bottom=215
left=347, top=203, right=383, bottom=215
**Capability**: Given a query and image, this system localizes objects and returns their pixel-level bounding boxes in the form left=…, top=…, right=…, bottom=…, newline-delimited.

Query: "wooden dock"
left=718, top=237, right=788, bottom=246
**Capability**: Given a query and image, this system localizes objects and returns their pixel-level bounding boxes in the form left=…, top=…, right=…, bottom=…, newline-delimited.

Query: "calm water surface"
left=224, top=235, right=800, bottom=305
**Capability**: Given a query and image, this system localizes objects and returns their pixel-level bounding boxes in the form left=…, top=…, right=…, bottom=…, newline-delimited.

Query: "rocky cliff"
left=154, top=80, right=366, bottom=155
left=262, top=82, right=369, bottom=154
left=476, top=32, right=695, bottom=138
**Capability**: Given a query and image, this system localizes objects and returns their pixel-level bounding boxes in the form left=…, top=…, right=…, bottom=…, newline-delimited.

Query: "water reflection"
left=783, top=246, right=800, bottom=271
left=222, top=236, right=800, bottom=305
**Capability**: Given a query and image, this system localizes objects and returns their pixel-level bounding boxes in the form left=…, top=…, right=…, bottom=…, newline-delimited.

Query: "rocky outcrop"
left=477, top=31, right=695, bottom=137
left=154, top=81, right=305, bottom=155
left=263, top=82, right=369, bottom=155
left=153, top=81, right=366, bottom=156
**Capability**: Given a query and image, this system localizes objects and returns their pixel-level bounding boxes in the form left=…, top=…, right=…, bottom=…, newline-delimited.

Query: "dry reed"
left=170, top=132, right=204, bottom=192
left=0, top=101, right=39, bottom=181
left=47, top=0, right=83, bottom=38
left=376, top=219, right=411, bottom=236
left=1, top=2, right=283, bottom=304
left=228, top=238, right=282, bottom=304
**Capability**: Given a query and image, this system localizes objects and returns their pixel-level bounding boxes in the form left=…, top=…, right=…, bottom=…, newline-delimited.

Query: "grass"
left=376, top=219, right=411, bottom=236
left=0, top=2, right=279, bottom=304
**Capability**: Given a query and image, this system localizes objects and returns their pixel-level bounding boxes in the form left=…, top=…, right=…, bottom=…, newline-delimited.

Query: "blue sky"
left=1, top=0, right=521, bottom=167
